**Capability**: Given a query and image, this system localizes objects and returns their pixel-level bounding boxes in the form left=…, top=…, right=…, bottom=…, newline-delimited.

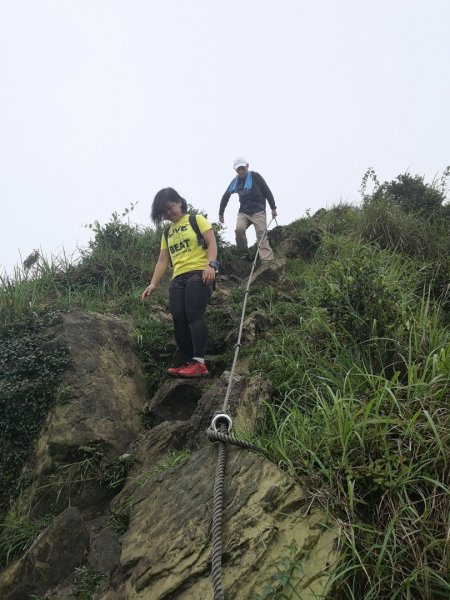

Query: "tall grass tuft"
left=253, top=280, right=449, bottom=598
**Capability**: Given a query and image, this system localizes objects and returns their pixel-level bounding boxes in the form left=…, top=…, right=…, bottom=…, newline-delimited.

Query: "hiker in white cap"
left=219, top=158, right=277, bottom=262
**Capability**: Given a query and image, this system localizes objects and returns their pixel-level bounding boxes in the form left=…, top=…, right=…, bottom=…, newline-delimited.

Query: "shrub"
left=133, top=311, right=175, bottom=393
left=79, top=210, right=161, bottom=294
left=368, top=172, right=447, bottom=216
left=360, top=198, right=432, bottom=256
left=283, top=203, right=361, bottom=260
left=359, top=170, right=449, bottom=273
left=0, top=310, right=69, bottom=510
left=316, top=245, right=407, bottom=350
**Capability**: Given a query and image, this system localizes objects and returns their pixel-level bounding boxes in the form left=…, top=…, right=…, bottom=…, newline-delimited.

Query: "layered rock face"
left=36, top=309, right=147, bottom=468
left=0, top=281, right=339, bottom=599
left=29, top=309, right=149, bottom=517
left=104, top=446, right=338, bottom=600
left=99, top=369, right=338, bottom=600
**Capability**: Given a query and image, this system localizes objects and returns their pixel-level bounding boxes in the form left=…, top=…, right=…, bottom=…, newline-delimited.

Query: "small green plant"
left=359, top=167, right=380, bottom=196
left=105, top=509, right=130, bottom=535
left=0, top=514, right=54, bottom=568
left=317, top=245, right=406, bottom=348
left=37, top=445, right=136, bottom=509
left=154, top=449, right=192, bottom=473
left=256, top=543, right=304, bottom=599
left=133, top=313, right=174, bottom=394
left=39, top=445, right=106, bottom=507
left=101, top=452, right=136, bottom=490
left=73, top=566, right=105, bottom=600
left=103, top=468, right=162, bottom=534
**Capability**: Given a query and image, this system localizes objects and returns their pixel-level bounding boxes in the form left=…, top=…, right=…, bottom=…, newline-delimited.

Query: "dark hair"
left=151, top=188, right=188, bottom=225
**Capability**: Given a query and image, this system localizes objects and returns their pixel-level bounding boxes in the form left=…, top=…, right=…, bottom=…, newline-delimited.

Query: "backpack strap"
left=189, top=215, right=208, bottom=250
left=164, top=225, right=170, bottom=246
left=164, top=225, right=172, bottom=267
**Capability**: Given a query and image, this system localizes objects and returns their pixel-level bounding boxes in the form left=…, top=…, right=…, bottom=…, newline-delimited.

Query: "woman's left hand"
left=202, top=265, right=216, bottom=284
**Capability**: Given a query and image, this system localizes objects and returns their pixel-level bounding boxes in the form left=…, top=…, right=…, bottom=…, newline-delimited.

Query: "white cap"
left=233, top=157, right=248, bottom=170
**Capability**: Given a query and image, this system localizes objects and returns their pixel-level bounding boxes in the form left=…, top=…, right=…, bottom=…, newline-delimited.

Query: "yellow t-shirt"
left=161, top=214, right=212, bottom=278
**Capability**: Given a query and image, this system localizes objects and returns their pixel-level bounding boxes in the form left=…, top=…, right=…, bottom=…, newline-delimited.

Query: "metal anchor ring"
left=211, top=413, right=233, bottom=432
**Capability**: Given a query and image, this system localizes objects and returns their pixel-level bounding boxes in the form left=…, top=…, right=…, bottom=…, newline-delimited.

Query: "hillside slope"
left=0, top=171, right=449, bottom=599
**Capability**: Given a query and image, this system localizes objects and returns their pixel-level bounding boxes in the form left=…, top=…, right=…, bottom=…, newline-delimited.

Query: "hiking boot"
left=167, top=363, right=190, bottom=377
left=177, top=361, right=209, bottom=378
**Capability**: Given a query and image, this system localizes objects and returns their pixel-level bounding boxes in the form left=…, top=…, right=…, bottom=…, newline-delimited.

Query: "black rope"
left=208, top=219, right=277, bottom=599
left=207, top=428, right=262, bottom=453
left=220, top=218, right=276, bottom=415
left=210, top=423, right=227, bottom=600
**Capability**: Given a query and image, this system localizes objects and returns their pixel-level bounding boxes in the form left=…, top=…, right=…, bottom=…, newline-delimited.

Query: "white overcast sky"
left=1, top=0, right=449, bottom=275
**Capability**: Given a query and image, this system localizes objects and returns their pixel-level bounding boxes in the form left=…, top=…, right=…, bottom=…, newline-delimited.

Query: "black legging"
left=168, top=270, right=211, bottom=362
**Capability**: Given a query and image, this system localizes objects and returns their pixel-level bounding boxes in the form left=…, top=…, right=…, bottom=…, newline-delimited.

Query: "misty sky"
left=1, top=0, right=449, bottom=276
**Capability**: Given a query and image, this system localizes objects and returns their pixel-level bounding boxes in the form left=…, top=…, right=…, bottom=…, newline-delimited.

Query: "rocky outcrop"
left=93, top=371, right=339, bottom=599
left=251, top=258, right=286, bottom=286
left=37, top=310, right=147, bottom=468
left=220, top=257, right=286, bottom=286
left=0, top=284, right=340, bottom=599
left=101, top=447, right=338, bottom=600
left=28, top=309, right=148, bottom=515
left=88, top=526, right=122, bottom=575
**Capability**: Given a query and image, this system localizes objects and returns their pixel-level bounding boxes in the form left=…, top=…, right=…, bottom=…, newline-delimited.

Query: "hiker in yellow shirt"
left=141, top=188, right=218, bottom=378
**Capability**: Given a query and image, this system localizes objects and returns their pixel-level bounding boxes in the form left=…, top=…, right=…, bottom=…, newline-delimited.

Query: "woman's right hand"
left=141, top=283, right=156, bottom=301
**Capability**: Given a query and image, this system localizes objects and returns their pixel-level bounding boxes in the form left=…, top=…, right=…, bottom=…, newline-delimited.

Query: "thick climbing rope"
left=208, top=218, right=276, bottom=599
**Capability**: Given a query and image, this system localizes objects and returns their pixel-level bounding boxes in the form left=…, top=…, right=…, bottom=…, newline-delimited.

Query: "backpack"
left=164, top=214, right=207, bottom=267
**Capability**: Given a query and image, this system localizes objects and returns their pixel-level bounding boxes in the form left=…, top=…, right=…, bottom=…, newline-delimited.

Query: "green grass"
left=0, top=514, right=54, bottom=568
left=73, top=566, right=105, bottom=599
left=251, top=284, right=449, bottom=599
left=153, top=448, right=193, bottom=473
left=36, top=444, right=136, bottom=503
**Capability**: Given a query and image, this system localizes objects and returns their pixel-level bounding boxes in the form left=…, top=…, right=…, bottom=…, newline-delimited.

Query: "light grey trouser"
left=235, top=211, right=273, bottom=262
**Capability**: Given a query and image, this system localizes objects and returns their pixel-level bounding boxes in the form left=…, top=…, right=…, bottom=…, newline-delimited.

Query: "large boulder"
left=100, top=447, right=339, bottom=599
left=30, top=309, right=148, bottom=514
left=250, top=258, right=286, bottom=285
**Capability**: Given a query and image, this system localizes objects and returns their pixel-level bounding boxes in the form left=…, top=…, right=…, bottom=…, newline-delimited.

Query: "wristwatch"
left=208, top=260, right=220, bottom=269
